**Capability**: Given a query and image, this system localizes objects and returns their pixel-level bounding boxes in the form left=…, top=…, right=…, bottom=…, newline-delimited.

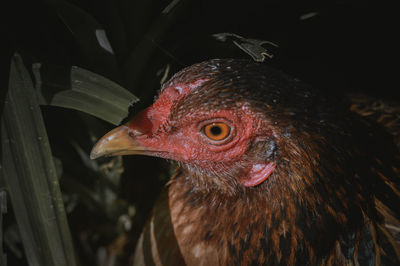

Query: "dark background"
left=4, top=1, right=397, bottom=97
left=2, top=0, right=398, bottom=265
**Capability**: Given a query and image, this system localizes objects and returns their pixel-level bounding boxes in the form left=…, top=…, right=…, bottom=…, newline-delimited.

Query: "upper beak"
left=90, top=125, right=147, bottom=159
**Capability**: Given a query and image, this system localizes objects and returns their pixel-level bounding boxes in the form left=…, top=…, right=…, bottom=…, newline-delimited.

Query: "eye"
left=203, top=122, right=231, bottom=141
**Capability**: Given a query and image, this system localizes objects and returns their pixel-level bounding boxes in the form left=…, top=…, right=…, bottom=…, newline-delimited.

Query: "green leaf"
left=122, top=0, right=190, bottom=90
left=0, top=189, right=6, bottom=265
left=212, top=33, right=278, bottom=62
left=53, top=0, right=121, bottom=80
left=118, top=0, right=153, bottom=50
left=1, top=54, right=76, bottom=266
left=33, top=63, right=138, bottom=126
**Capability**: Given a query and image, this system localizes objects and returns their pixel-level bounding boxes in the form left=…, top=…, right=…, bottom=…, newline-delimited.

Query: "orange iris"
left=203, top=122, right=230, bottom=141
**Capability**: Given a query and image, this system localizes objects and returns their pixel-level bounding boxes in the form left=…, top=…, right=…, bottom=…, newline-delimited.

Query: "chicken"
left=91, top=59, right=400, bottom=265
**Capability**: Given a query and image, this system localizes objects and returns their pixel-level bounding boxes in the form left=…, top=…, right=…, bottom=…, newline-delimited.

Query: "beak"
left=90, top=125, right=147, bottom=159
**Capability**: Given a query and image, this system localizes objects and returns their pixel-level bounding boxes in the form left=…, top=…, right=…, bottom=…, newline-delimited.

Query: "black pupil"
left=210, top=126, right=222, bottom=136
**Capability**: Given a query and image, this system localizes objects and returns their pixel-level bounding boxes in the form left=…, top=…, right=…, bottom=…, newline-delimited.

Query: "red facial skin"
left=129, top=79, right=209, bottom=135
left=127, top=80, right=276, bottom=187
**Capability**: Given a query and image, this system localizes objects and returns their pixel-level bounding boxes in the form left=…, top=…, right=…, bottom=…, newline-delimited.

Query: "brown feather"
left=127, top=59, right=400, bottom=265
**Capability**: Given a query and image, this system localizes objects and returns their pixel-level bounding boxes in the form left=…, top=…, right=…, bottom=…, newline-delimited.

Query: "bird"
left=91, top=59, right=400, bottom=265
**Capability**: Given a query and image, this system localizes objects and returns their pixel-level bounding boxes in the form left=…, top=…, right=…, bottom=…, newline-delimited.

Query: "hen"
left=91, top=59, right=400, bottom=265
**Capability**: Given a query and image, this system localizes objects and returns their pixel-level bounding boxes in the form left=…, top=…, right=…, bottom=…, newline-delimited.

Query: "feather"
left=92, top=59, right=400, bottom=265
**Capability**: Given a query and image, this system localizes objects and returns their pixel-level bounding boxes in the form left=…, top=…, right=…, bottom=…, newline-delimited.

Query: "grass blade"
left=212, top=33, right=278, bottom=62
left=54, top=0, right=121, bottom=81
left=1, top=54, right=76, bottom=266
left=0, top=189, right=6, bottom=266
left=122, top=0, right=190, bottom=90
left=33, top=63, right=138, bottom=126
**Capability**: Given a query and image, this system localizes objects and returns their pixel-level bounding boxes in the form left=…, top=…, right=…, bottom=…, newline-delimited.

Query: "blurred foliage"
left=1, top=0, right=397, bottom=265
left=33, top=63, right=138, bottom=125
left=0, top=190, right=6, bottom=265
left=2, top=54, right=76, bottom=266
left=213, top=33, right=278, bottom=62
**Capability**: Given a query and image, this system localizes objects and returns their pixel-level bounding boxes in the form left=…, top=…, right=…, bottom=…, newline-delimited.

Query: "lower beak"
left=90, top=125, right=146, bottom=159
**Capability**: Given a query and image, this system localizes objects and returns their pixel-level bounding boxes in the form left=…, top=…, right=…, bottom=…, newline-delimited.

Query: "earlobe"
left=241, top=162, right=276, bottom=187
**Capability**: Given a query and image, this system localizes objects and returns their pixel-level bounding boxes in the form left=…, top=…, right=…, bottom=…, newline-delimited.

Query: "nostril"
left=128, top=128, right=146, bottom=137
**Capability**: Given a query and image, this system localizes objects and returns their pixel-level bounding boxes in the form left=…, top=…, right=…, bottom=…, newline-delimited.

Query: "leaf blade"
left=33, top=63, right=138, bottom=126
left=1, top=54, right=77, bottom=266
